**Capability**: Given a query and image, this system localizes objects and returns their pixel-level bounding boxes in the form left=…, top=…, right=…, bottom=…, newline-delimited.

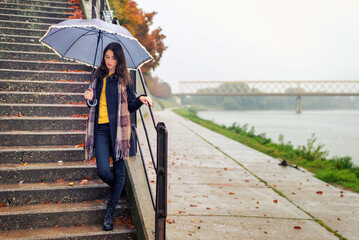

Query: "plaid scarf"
left=84, top=75, right=131, bottom=162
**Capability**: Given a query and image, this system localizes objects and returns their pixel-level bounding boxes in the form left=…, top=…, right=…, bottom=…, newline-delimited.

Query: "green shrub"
left=316, top=169, right=358, bottom=184
left=187, top=106, right=198, bottom=115
left=330, top=156, right=354, bottom=170
left=299, top=133, right=329, bottom=161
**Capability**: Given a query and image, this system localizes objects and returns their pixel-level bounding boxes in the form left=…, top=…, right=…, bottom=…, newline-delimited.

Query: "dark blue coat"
left=87, top=74, right=143, bottom=157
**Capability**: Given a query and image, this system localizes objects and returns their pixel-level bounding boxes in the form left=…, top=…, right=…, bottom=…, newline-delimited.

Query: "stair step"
left=0, top=79, right=87, bottom=93
left=0, top=179, right=109, bottom=206
left=1, top=0, right=77, bottom=8
left=0, top=50, right=64, bottom=61
left=0, top=13, right=66, bottom=24
left=0, top=59, right=91, bottom=71
left=0, top=34, right=41, bottom=43
left=0, top=145, right=84, bottom=164
left=0, top=26, right=49, bottom=37
left=0, top=162, right=96, bottom=184
left=0, top=116, right=87, bottom=131
left=0, top=201, right=131, bottom=230
left=0, top=20, right=52, bottom=30
left=0, top=130, right=84, bottom=147
left=0, top=69, right=91, bottom=81
left=0, top=7, right=74, bottom=19
left=0, top=103, right=88, bottom=117
left=0, top=91, right=85, bottom=104
left=0, top=2, right=76, bottom=13
left=0, top=42, right=54, bottom=52
left=0, top=224, right=136, bottom=240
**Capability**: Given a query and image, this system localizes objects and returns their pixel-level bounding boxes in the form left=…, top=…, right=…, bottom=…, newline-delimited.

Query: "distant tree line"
left=183, top=82, right=359, bottom=110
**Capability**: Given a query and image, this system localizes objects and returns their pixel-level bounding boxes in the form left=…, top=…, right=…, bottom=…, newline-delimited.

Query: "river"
left=197, top=110, right=359, bottom=165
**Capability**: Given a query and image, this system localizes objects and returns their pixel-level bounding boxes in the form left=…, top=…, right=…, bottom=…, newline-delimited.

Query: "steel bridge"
left=174, top=80, right=359, bottom=113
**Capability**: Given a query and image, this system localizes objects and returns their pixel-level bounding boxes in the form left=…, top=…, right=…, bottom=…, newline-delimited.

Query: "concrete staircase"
left=0, top=0, right=137, bottom=239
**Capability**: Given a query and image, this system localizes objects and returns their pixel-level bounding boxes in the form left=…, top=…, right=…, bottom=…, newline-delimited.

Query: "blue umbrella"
left=40, top=18, right=152, bottom=70
left=40, top=18, right=153, bottom=106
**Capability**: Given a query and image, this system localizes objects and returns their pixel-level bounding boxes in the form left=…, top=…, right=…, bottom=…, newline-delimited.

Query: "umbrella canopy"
left=39, top=18, right=153, bottom=70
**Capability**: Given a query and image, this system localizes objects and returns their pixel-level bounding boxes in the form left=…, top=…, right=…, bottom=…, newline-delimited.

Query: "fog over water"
left=197, top=110, right=359, bottom=165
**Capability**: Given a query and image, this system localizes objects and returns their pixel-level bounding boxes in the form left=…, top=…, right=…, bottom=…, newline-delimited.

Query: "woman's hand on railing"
left=139, top=96, right=153, bottom=107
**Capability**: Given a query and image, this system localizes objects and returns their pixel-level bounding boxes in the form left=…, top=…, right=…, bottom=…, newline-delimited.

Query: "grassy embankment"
left=172, top=107, right=359, bottom=193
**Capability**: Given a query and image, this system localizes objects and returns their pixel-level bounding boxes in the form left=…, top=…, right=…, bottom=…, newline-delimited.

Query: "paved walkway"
left=137, top=109, right=358, bottom=240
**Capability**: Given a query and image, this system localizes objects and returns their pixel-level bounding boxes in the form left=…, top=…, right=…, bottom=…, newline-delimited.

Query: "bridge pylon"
left=296, top=96, right=302, bottom=114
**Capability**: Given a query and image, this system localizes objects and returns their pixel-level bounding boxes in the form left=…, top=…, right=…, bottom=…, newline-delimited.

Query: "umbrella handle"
left=87, top=98, right=98, bottom=107
left=87, top=80, right=97, bottom=107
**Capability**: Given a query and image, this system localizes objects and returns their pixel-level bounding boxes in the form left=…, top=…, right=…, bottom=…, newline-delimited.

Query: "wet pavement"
left=137, top=109, right=359, bottom=240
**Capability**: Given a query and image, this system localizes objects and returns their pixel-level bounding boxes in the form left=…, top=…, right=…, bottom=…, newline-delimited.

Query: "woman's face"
left=104, top=50, right=118, bottom=74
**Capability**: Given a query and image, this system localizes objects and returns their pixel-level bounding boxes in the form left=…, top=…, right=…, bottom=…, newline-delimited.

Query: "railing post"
left=91, top=0, right=96, bottom=18
left=129, top=70, right=137, bottom=156
left=155, top=122, right=168, bottom=240
left=99, top=0, right=104, bottom=20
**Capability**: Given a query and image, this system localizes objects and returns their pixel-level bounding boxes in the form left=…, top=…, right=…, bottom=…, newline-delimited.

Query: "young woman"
left=84, top=42, right=152, bottom=231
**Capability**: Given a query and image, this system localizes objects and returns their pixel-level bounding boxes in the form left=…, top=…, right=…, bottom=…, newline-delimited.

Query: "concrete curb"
left=125, top=155, right=155, bottom=240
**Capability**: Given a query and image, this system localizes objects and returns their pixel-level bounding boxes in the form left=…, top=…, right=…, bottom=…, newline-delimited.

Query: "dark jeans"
left=95, top=123, right=125, bottom=207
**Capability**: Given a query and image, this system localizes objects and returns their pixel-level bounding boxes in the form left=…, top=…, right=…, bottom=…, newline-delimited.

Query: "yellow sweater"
left=98, top=74, right=112, bottom=124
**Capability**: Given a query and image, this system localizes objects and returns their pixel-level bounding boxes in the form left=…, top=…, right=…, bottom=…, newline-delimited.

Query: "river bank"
left=197, top=109, right=359, bottom=165
left=172, top=108, right=359, bottom=193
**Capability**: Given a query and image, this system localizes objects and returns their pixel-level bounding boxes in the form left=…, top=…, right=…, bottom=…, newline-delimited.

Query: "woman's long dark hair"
left=93, top=42, right=131, bottom=86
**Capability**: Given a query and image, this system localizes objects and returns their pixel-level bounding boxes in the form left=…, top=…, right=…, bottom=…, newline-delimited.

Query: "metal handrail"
left=93, top=1, right=168, bottom=239
left=138, top=108, right=157, bottom=171
left=138, top=69, right=157, bottom=129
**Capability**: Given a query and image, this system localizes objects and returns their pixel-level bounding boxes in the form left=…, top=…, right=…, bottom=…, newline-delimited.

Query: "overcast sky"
left=135, top=0, right=359, bottom=92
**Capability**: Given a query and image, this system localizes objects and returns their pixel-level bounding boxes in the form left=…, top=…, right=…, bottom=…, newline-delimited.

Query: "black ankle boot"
left=103, top=203, right=115, bottom=231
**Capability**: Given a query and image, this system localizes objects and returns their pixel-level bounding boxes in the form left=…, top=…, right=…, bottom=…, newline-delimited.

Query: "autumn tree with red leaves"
left=108, top=0, right=171, bottom=97
left=109, top=0, right=167, bottom=73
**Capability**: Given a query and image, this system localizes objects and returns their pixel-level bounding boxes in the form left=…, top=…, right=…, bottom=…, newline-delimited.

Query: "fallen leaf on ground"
left=273, top=200, right=278, bottom=203
left=190, top=204, right=197, bottom=207
left=316, top=191, right=323, bottom=194
left=294, top=226, right=301, bottom=229
left=229, top=192, right=235, bottom=195
left=23, top=162, right=27, bottom=166
left=75, top=142, right=84, bottom=148
left=80, top=179, right=88, bottom=185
